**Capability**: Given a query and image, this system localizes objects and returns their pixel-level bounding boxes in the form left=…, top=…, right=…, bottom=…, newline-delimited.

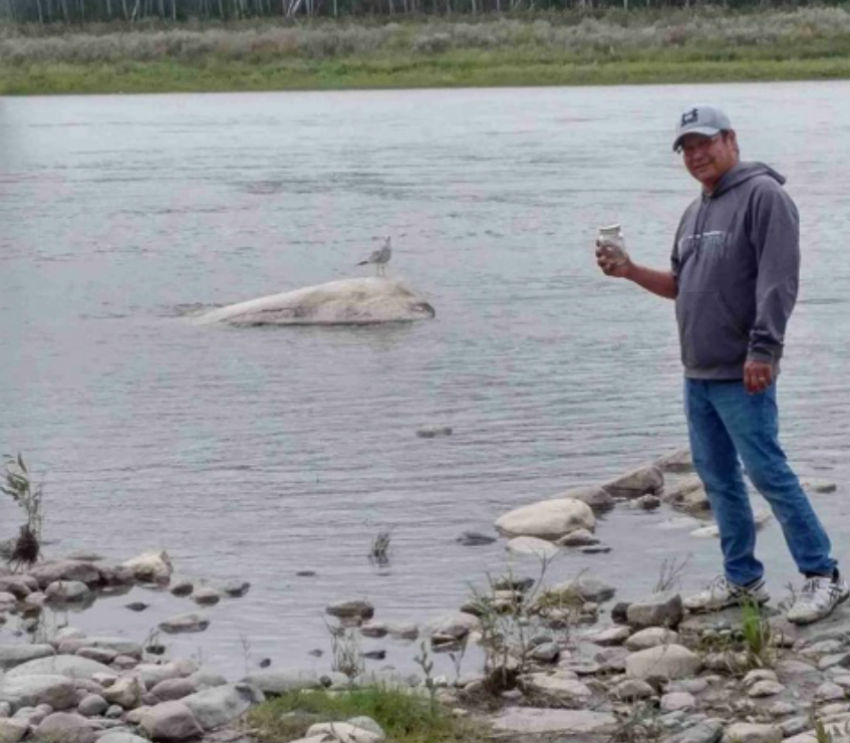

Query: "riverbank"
left=1, top=451, right=847, bottom=743
left=1, top=6, right=848, bottom=94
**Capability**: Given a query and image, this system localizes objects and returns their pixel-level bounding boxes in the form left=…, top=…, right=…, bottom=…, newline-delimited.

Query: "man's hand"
left=595, top=242, right=631, bottom=278
left=744, top=360, right=773, bottom=394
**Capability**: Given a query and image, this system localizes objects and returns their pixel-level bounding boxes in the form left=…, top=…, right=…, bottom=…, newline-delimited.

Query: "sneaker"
left=786, top=572, right=850, bottom=625
left=683, top=575, right=770, bottom=613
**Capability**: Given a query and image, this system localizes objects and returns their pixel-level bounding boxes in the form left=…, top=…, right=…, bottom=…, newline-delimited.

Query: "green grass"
left=245, top=686, right=491, bottom=743
left=0, top=53, right=845, bottom=94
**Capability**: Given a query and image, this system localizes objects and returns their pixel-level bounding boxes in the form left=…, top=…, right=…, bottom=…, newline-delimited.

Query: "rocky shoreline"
left=1, top=449, right=847, bottom=743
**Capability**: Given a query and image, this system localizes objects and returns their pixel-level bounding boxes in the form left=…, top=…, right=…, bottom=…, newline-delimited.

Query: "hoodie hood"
left=711, top=161, right=786, bottom=198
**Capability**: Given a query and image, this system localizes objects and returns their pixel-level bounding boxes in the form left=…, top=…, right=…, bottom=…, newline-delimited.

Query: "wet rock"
left=326, top=601, right=374, bottom=622
left=655, top=448, right=694, bottom=473
left=77, top=693, right=108, bottom=717
left=611, top=601, right=631, bottom=625
left=221, top=580, right=250, bottom=598
left=28, top=561, right=102, bottom=589
left=664, top=475, right=710, bottom=513
left=455, top=531, right=496, bottom=546
left=556, top=528, right=599, bottom=547
left=635, top=494, right=662, bottom=510
left=581, top=545, right=612, bottom=554
left=603, top=465, right=664, bottom=498
left=191, top=587, right=220, bottom=607
left=625, top=627, right=679, bottom=651
left=0, top=644, right=56, bottom=670
left=181, top=683, right=263, bottom=730
left=33, top=711, right=96, bottom=743
left=505, top=536, right=559, bottom=560
left=122, top=551, right=173, bottom=584
left=426, top=612, right=480, bottom=645
left=158, top=613, right=209, bottom=634
left=169, top=579, right=194, bottom=597
left=529, top=642, right=560, bottom=663
left=627, top=591, right=684, bottom=630
left=0, top=674, right=76, bottom=711
left=103, top=675, right=143, bottom=709
left=546, top=576, right=615, bottom=604
left=45, top=580, right=91, bottom=603
left=151, top=678, right=197, bottom=702
left=625, top=644, right=702, bottom=680
left=125, top=602, right=149, bottom=612
left=138, top=701, right=203, bottom=742
left=723, top=722, right=783, bottom=743
left=416, top=425, right=452, bottom=438
left=361, top=650, right=386, bottom=661
left=98, top=564, right=136, bottom=587
left=495, top=498, right=595, bottom=540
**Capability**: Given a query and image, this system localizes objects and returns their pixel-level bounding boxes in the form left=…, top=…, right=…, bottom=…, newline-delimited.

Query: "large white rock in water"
left=197, top=277, right=435, bottom=326
left=495, top=498, right=595, bottom=540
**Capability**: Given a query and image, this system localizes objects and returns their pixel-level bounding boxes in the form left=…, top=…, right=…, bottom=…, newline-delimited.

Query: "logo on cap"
left=681, top=108, right=699, bottom=127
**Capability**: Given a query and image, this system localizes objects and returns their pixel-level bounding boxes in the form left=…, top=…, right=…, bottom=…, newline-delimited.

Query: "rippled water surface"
left=1, top=82, right=848, bottom=677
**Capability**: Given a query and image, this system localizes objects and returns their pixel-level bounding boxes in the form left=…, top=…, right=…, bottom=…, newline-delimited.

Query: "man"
left=596, top=104, right=847, bottom=625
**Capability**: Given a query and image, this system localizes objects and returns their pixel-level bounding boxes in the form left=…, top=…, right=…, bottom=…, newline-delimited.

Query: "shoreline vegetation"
left=1, top=5, right=848, bottom=94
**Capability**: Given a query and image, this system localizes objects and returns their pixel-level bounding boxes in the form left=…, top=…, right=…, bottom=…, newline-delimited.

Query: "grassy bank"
left=1, top=6, right=848, bottom=93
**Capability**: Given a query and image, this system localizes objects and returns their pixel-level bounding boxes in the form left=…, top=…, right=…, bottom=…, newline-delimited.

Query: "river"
left=0, top=81, right=847, bottom=679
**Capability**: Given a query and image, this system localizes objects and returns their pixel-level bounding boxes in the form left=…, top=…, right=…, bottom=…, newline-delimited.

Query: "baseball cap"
left=673, top=105, right=732, bottom=152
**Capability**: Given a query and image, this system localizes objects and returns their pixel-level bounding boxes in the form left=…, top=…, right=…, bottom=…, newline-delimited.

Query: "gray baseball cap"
left=673, top=105, right=732, bottom=151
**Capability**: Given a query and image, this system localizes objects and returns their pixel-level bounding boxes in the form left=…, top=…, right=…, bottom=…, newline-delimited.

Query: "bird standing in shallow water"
left=357, top=236, right=392, bottom=277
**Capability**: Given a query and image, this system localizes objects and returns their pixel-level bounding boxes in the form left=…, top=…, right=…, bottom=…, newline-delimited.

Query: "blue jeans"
left=684, top=379, right=836, bottom=587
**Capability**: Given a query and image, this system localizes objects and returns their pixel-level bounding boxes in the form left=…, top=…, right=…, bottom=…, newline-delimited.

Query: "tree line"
left=0, top=0, right=843, bottom=24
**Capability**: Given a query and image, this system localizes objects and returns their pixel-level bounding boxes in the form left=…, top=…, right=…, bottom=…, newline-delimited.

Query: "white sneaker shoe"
left=786, top=573, right=850, bottom=625
left=684, top=575, right=770, bottom=613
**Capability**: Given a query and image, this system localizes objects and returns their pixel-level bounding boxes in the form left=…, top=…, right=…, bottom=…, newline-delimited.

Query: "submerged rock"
left=197, top=277, right=435, bottom=326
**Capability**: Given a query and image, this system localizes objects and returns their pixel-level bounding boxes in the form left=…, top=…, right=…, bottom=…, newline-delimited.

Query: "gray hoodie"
left=671, top=161, right=799, bottom=380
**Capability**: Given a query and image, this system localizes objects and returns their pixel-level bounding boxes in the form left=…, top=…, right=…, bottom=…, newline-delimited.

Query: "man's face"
left=680, top=131, right=739, bottom=192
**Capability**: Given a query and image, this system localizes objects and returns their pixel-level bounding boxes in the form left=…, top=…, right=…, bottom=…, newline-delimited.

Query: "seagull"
left=357, top=236, right=392, bottom=277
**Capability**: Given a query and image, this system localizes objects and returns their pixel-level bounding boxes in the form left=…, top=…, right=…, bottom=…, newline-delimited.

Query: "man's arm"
left=596, top=248, right=678, bottom=299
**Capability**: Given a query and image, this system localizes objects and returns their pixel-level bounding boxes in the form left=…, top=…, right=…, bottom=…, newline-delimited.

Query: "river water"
left=1, top=81, right=848, bottom=679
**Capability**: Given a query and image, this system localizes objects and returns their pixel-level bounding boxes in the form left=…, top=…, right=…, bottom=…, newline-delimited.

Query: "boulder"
left=0, top=644, right=55, bottom=670
left=664, top=475, right=710, bottom=513
left=75, top=647, right=117, bottom=665
left=32, top=711, right=96, bottom=743
left=5, top=654, right=113, bottom=680
left=626, top=591, right=683, bottom=629
left=602, top=465, right=663, bottom=498
left=505, top=536, right=559, bottom=560
left=556, top=528, right=599, bottom=547
left=325, top=601, right=374, bottom=622
left=221, top=580, right=250, bottom=598
left=613, top=679, right=655, bottom=700
left=0, top=576, right=38, bottom=599
left=138, top=701, right=203, bottom=742
left=521, top=673, right=591, bottom=701
left=625, top=644, right=702, bottom=680
left=77, top=693, right=108, bottom=717
left=0, top=674, right=76, bottom=711
left=489, top=707, right=617, bottom=736
left=544, top=576, right=615, bottom=604
left=169, top=579, right=194, bottom=597
left=122, top=551, right=173, bottom=584
left=181, top=683, right=264, bottom=730
left=191, top=587, right=220, bottom=606
left=660, top=691, right=695, bottom=711
left=495, top=498, right=594, bottom=540
left=196, top=278, right=435, bottom=327
left=426, top=613, right=480, bottom=644
left=557, top=485, right=615, bottom=513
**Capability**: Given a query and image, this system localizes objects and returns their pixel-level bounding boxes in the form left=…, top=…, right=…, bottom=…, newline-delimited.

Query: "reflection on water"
left=0, top=82, right=848, bottom=678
